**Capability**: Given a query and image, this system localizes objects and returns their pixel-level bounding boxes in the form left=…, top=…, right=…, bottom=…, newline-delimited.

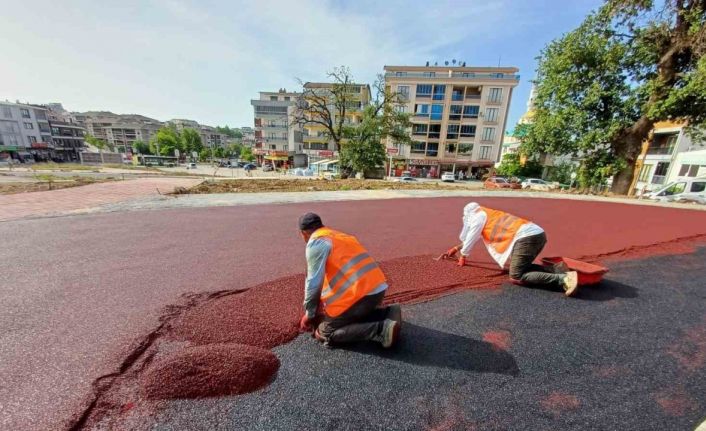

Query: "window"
left=426, top=142, right=438, bottom=156
left=24, top=122, right=34, bottom=130
left=458, top=143, right=473, bottom=155
left=488, top=88, right=503, bottom=103
left=479, top=145, right=493, bottom=160
left=21, top=108, right=30, bottom=118
left=449, top=105, right=462, bottom=120
left=428, top=124, right=441, bottom=139
left=654, top=162, right=670, bottom=176
left=663, top=182, right=686, bottom=195
left=397, top=85, right=410, bottom=100
left=482, top=127, right=495, bottom=141
left=493, top=73, right=505, bottom=78
left=678, top=164, right=702, bottom=177
left=432, top=85, right=446, bottom=100
left=462, top=72, right=475, bottom=78
left=485, top=108, right=499, bottom=122
left=270, top=96, right=278, bottom=101
left=447, top=124, right=459, bottom=139
left=284, top=97, right=290, bottom=101
left=691, top=182, right=706, bottom=193
left=638, top=164, right=653, bottom=181
left=395, top=71, right=407, bottom=77
left=446, top=143, right=457, bottom=154
left=415, top=104, right=429, bottom=115
left=270, top=144, right=276, bottom=149
left=2, top=106, right=11, bottom=118
left=460, top=125, right=476, bottom=137
left=28, top=136, right=37, bottom=144
left=463, top=105, right=479, bottom=118
left=416, top=84, right=432, bottom=97
left=430, top=104, right=443, bottom=120
left=411, top=141, right=426, bottom=154
left=412, top=124, right=428, bottom=135
left=423, top=72, right=435, bottom=78
left=394, top=105, right=407, bottom=113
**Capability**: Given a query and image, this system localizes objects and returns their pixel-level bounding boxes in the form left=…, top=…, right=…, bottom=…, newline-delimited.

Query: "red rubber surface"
left=1, top=197, right=706, bottom=430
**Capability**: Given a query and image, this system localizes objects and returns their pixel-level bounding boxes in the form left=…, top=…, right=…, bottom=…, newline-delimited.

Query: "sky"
left=1, top=0, right=604, bottom=130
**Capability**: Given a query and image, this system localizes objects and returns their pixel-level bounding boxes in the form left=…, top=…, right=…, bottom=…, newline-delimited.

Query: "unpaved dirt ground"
left=0, top=177, right=116, bottom=195
left=181, top=179, right=468, bottom=194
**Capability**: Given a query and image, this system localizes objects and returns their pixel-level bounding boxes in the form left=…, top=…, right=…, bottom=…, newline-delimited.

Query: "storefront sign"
left=386, top=148, right=398, bottom=155
left=408, top=159, right=439, bottom=166
left=269, top=151, right=290, bottom=157
left=318, top=150, right=334, bottom=157
left=253, top=149, right=267, bottom=155
left=0, top=146, right=19, bottom=151
left=31, top=142, right=50, bottom=149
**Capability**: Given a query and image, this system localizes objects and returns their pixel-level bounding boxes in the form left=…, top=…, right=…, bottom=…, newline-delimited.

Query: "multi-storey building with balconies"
left=251, top=89, right=304, bottom=167
left=0, top=101, right=54, bottom=162
left=300, top=82, right=371, bottom=166
left=383, top=65, right=520, bottom=178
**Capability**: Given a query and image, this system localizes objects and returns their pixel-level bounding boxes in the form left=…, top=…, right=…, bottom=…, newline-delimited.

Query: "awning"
left=321, top=159, right=339, bottom=165
left=310, top=159, right=331, bottom=166
left=264, top=155, right=290, bottom=161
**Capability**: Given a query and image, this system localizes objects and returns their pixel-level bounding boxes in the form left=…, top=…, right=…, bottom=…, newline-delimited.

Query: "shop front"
left=30, top=142, right=55, bottom=162
left=407, top=158, right=439, bottom=178
left=387, top=158, right=408, bottom=177
left=263, top=150, right=292, bottom=170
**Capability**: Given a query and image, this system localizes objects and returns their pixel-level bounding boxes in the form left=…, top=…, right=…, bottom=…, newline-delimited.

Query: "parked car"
left=243, top=163, right=256, bottom=170
left=186, top=162, right=197, bottom=169
left=262, top=164, right=274, bottom=172
left=522, top=178, right=553, bottom=191
left=484, top=176, right=520, bottom=189
left=395, top=176, right=417, bottom=182
left=647, top=177, right=706, bottom=204
left=441, top=172, right=455, bottom=182
left=294, top=167, right=314, bottom=176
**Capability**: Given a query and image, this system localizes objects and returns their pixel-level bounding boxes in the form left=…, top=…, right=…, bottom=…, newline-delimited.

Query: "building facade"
left=251, top=90, right=304, bottom=166
left=0, top=101, right=54, bottom=161
left=74, top=112, right=162, bottom=154
left=383, top=65, right=519, bottom=178
left=300, top=82, right=370, bottom=166
left=632, top=121, right=706, bottom=194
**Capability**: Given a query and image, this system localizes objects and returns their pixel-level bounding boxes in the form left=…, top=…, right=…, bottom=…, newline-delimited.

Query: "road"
left=1, top=197, right=705, bottom=430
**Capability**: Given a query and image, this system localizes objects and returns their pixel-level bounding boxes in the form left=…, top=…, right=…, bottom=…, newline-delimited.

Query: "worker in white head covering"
left=440, top=202, right=580, bottom=297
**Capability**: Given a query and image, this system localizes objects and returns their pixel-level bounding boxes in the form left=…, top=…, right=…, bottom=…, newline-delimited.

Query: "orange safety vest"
left=310, top=227, right=387, bottom=317
left=480, top=207, right=529, bottom=254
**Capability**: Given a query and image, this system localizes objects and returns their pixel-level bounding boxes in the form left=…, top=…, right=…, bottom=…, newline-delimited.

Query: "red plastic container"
left=541, top=256, right=609, bottom=285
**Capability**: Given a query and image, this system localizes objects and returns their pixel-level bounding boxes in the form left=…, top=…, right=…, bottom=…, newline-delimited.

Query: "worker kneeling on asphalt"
left=297, top=213, right=401, bottom=348
left=442, top=202, right=580, bottom=297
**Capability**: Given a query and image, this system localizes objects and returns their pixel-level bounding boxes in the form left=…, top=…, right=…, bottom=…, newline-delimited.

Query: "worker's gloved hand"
left=299, top=314, right=313, bottom=332
left=443, top=246, right=459, bottom=259
left=457, top=256, right=466, bottom=267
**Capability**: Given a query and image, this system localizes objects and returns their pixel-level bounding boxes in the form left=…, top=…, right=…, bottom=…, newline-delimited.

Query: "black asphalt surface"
left=116, top=248, right=706, bottom=431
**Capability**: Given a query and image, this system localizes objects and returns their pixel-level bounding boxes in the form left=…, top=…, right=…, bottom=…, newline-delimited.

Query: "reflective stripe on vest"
left=310, top=227, right=387, bottom=317
left=480, top=207, right=529, bottom=253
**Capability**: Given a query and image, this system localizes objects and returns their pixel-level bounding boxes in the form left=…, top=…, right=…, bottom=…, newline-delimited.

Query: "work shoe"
left=563, top=271, right=579, bottom=297
left=379, top=319, right=400, bottom=348
left=387, top=304, right=402, bottom=325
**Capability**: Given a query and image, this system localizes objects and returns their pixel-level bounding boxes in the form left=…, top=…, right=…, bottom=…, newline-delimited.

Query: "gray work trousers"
left=509, top=232, right=566, bottom=288
left=317, top=291, right=388, bottom=345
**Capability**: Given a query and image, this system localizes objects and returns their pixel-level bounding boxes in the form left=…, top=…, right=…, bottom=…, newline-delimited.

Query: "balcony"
left=646, top=146, right=675, bottom=155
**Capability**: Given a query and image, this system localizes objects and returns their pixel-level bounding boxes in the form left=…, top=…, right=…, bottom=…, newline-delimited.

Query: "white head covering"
left=459, top=202, right=481, bottom=240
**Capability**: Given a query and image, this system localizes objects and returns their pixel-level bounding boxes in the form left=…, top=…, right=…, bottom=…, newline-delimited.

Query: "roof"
left=384, top=65, right=519, bottom=73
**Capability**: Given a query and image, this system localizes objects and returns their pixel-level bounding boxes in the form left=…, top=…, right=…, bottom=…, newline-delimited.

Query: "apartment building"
left=301, top=82, right=371, bottom=165
left=383, top=65, right=519, bottom=178
left=632, top=121, right=706, bottom=194
left=75, top=112, right=163, bottom=153
left=0, top=101, right=53, bottom=161
left=251, top=89, right=304, bottom=167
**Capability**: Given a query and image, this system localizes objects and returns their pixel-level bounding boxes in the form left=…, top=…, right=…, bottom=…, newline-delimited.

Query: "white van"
left=647, top=177, right=706, bottom=204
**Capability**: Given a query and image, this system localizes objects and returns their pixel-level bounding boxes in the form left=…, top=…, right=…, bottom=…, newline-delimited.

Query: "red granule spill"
left=540, top=391, right=580, bottom=415
left=653, top=386, right=698, bottom=417
left=482, top=330, right=512, bottom=352
left=666, top=321, right=706, bottom=372
left=141, top=343, right=279, bottom=399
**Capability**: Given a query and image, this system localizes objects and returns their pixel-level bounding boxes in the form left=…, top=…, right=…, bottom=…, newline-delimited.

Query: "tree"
left=240, top=146, right=255, bottom=162
left=181, top=128, right=204, bottom=155
left=495, top=153, right=543, bottom=178
left=132, top=140, right=151, bottom=155
left=340, top=76, right=411, bottom=176
left=224, top=143, right=243, bottom=158
left=216, top=126, right=243, bottom=140
left=292, top=66, right=362, bottom=151
left=150, top=126, right=183, bottom=156
left=526, top=0, right=706, bottom=194
left=84, top=134, right=113, bottom=152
